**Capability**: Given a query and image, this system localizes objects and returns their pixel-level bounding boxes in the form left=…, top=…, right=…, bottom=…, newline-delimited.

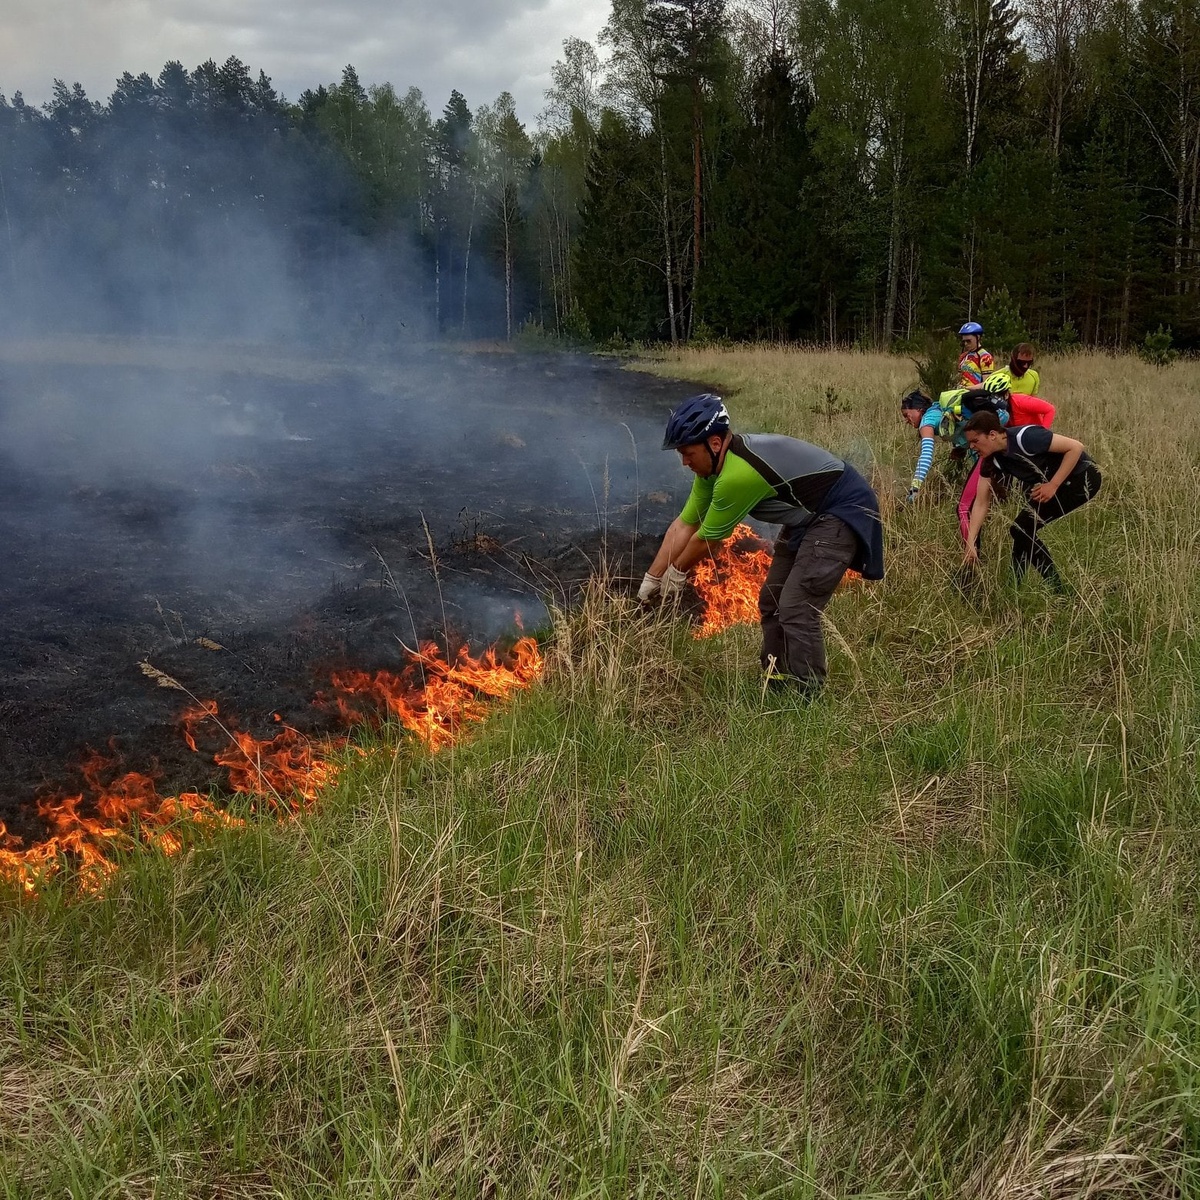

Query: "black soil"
left=0, top=347, right=693, bottom=841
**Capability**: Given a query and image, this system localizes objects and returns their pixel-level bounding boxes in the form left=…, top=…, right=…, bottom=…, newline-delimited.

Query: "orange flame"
left=1, top=635, right=543, bottom=894
left=692, top=526, right=775, bottom=638
left=182, top=704, right=346, bottom=810
left=329, top=636, right=544, bottom=751
left=692, top=524, right=862, bottom=639
left=0, top=748, right=245, bottom=894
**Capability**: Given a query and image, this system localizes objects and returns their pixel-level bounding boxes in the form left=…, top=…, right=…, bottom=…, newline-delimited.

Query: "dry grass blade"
left=137, top=661, right=185, bottom=690
left=194, top=637, right=225, bottom=652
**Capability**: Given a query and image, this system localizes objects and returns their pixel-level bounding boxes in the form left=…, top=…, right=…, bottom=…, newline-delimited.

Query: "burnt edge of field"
left=0, top=525, right=665, bottom=844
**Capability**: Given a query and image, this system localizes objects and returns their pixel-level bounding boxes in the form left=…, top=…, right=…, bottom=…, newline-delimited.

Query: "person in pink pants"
left=903, top=377, right=1057, bottom=546
left=956, top=388, right=1055, bottom=540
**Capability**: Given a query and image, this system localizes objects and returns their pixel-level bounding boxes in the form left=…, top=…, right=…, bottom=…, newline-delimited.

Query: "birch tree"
left=652, top=0, right=729, bottom=328
left=1020, top=0, right=1111, bottom=157
left=950, top=0, right=1022, bottom=169
left=800, top=0, right=947, bottom=343
left=600, top=0, right=685, bottom=342
left=538, top=38, right=603, bottom=328
left=1132, top=0, right=1200, bottom=304
left=479, top=93, right=533, bottom=339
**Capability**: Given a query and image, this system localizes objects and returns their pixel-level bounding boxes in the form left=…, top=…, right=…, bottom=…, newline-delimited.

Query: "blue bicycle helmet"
left=959, top=321, right=984, bottom=336
left=662, top=393, right=731, bottom=449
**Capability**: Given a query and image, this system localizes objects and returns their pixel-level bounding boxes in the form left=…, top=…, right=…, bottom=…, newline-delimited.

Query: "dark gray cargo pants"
left=758, top=514, right=859, bottom=693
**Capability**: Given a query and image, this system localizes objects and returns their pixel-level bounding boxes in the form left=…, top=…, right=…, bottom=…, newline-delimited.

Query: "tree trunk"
left=1183, top=61, right=1199, bottom=299
left=691, top=75, right=702, bottom=335
left=548, top=208, right=562, bottom=333
left=883, top=137, right=905, bottom=345
left=560, top=206, right=573, bottom=318
left=1120, top=247, right=1133, bottom=345
left=0, top=164, right=16, bottom=295
left=1176, top=62, right=1187, bottom=293
left=905, top=243, right=919, bottom=340
left=956, top=0, right=988, bottom=170
left=434, top=238, right=441, bottom=331
left=462, top=179, right=479, bottom=335
left=658, top=117, right=679, bottom=346
left=965, top=221, right=978, bottom=316
left=1050, top=34, right=1069, bottom=159
left=1189, top=121, right=1198, bottom=296
left=504, top=203, right=513, bottom=340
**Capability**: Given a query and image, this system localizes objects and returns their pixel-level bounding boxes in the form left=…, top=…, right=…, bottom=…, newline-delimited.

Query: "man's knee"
left=777, top=588, right=823, bottom=632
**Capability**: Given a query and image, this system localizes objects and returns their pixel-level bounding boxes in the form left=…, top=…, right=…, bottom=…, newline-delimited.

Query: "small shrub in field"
left=977, top=285, right=1027, bottom=356
left=1052, top=318, right=1080, bottom=353
left=689, top=318, right=733, bottom=349
left=810, top=384, right=852, bottom=422
left=517, top=317, right=556, bottom=349
left=1139, top=324, right=1178, bottom=367
left=561, top=301, right=592, bottom=343
left=911, top=331, right=960, bottom=397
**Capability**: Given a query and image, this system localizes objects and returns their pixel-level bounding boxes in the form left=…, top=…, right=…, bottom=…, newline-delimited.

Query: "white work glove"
left=660, top=564, right=688, bottom=599
left=637, top=571, right=662, bottom=602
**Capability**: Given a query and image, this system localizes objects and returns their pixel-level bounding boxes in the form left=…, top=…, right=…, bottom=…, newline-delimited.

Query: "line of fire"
left=0, top=526, right=783, bottom=894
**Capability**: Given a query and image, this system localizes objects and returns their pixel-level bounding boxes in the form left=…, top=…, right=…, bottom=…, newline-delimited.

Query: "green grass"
left=2, top=349, right=1198, bottom=1196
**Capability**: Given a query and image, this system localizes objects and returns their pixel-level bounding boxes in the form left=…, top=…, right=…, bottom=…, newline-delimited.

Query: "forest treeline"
left=1, top=0, right=1198, bottom=348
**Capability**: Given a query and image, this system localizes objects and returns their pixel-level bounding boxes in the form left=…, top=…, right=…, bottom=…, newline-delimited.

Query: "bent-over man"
left=638, top=394, right=883, bottom=696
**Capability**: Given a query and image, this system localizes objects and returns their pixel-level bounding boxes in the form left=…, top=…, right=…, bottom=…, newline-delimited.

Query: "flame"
left=328, top=636, right=544, bottom=751
left=1, top=635, right=543, bottom=895
left=692, top=524, right=862, bottom=639
left=0, top=748, right=245, bottom=894
left=183, top=704, right=346, bottom=810
left=692, top=526, right=775, bottom=638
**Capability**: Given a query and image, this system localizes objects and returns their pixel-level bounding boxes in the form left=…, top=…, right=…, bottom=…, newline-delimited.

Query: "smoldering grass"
left=371, top=544, right=422, bottom=657
left=1, top=349, right=1199, bottom=1196
left=620, top=420, right=642, bottom=571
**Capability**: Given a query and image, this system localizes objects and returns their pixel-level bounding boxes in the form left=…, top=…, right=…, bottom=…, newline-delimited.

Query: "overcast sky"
left=1, top=0, right=612, bottom=126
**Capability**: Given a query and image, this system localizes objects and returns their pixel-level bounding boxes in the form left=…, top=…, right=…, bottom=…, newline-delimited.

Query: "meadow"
left=1, top=347, right=1197, bottom=1197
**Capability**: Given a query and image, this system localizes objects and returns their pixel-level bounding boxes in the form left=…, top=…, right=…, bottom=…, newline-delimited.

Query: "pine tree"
left=574, top=111, right=665, bottom=340
left=699, top=49, right=817, bottom=337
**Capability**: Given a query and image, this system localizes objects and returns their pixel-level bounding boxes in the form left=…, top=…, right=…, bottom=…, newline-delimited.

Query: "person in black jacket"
left=961, top=411, right=1102, bottom=589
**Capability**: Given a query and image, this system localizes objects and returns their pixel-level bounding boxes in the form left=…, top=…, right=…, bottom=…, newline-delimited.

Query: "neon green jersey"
left=991, top=366, right=1040, bottom=396
left=678, top=434, right=844, bottom=541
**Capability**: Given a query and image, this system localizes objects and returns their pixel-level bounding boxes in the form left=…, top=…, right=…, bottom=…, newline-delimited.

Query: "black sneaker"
left=764, top=673, right=821, bottom=701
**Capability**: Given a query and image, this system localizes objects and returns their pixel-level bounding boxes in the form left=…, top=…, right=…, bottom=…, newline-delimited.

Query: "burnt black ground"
left=0, top=345, right=695, bottom=839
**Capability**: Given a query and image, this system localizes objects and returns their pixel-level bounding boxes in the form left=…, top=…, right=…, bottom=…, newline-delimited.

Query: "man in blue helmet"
left=638, top=394, right=884, bottom=696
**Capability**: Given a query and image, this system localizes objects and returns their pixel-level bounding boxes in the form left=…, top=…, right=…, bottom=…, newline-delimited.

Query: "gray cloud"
left=1, top=0, right=610, bottom=123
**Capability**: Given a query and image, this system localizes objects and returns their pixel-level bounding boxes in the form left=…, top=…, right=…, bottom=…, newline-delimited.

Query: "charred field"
left=0, top=341, right=691, bottom=840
